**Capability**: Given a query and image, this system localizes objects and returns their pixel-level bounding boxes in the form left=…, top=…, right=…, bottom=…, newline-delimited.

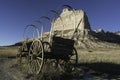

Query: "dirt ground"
left=0, top=58, right=30, bottom=80
left=1, top=58, right=120, bottom=80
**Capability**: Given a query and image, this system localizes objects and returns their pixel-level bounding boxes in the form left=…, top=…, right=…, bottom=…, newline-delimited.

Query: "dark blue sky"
left=0, top=0, right=120, bottom=46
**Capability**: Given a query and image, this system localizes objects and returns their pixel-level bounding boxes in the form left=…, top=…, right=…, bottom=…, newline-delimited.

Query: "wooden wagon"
left=17, top=5, right=79, bottom=75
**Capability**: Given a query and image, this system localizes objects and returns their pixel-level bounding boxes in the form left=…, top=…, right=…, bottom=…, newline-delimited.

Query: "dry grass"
left=77, top=48, right=120, bottom=64
left=0, top=46, right=120, bottom=64
left=1, top=46, right=120, bottom=80
left=0, top=46, right=18, bottom=58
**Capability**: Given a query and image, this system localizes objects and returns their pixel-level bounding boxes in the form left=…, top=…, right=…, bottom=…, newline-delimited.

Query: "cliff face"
left=50, top=8, right=120, bottom=49
left=52, top=8, right=91, bottom=37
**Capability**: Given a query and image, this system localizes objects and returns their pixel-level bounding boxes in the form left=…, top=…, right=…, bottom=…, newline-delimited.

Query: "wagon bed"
left=44, top=36, right=75, bottom=59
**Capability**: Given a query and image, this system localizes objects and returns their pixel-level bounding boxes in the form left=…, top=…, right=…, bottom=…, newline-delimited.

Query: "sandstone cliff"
left=49, top=8, right=120, bottom=49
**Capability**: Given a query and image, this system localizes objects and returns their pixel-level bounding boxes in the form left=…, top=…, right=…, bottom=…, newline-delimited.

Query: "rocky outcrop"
left=53, top=8, right=91, bottom=31
left=52, top=8, right=91, bottom=38
left=93, top=30, right=120, bottom=44
left=94, top=29, right=105, bottom=33
left=50, top=8, right=120, bottom=49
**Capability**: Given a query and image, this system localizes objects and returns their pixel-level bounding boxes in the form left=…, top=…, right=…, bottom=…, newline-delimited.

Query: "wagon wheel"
left=60, top=48, right=78, bottom=73
left=28, top=39, right=44, bottom=75
left=17, top=42, right=28, bottom=64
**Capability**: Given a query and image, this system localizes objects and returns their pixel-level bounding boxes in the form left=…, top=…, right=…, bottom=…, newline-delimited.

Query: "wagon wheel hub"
left=32, top=54, right=37, bottom=59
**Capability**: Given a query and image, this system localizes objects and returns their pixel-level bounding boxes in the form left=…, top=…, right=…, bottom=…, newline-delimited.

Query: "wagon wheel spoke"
left=29, top=60, right=37, bottom=74
left=29, top=59, right=43, bottom=74
left=36, top=57, right=44, bottom=73
left=67, top=48, right=78, bottom=72
left=37, top=57, right=43, bottom=61
left=29, top=58, right=40, bottom=74
left=69, top=48, right=78, bottom=65
left=32, top=60, right=39, bottom=74
left=28, top=39, right=44, bottom=75
left=59, top=48, right=78, bottom=73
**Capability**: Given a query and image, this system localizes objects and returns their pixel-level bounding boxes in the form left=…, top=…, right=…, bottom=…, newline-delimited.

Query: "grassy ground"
left=0, top=46, right=18, bottom=58
left=1, top=46, right=120, bottom=80
left=77, top=48, right=120, bottom=64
